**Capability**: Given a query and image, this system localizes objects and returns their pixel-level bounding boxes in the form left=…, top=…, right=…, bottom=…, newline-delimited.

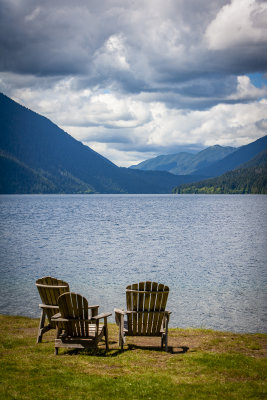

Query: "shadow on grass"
left=62, top=343, right=189, bottom=357
left=127, top=344, right=189, bottom=354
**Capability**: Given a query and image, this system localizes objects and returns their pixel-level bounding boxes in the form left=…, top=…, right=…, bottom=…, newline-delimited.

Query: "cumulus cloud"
left=205, top=0, right=267, bottom=50
left=228, top=75, right=267, bottom=100
left=0, top=0, right=266, bottom=166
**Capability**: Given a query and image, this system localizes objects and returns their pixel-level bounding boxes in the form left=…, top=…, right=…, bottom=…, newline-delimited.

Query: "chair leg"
left=54, top=325, right=60, bottom=355
left=165, top=334, right=168, bottom=352
left=104, top=317, right=109, bottom=351
left=119, top=314, right=125, bottom=350
left=119, top=328, right=125, bottom=350
left=161, top=333, right=168, bottom=352
left=37, top=309, right=46, bottom=343
left=163, top=315, right=169, bottom=352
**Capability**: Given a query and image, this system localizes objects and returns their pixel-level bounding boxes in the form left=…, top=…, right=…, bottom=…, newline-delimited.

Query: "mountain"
left=130, top=145, right=236, bottom=175
left=130, top=152, right=194, bottom=173
left=173, top=150, right=267, bottom=194
left=0, top=93, right=203, bottom=194
left=193, top=135, right=267, bottom=177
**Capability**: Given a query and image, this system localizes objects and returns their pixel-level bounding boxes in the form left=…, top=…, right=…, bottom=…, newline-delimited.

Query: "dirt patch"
left=111, top=329, right=267, bottom=358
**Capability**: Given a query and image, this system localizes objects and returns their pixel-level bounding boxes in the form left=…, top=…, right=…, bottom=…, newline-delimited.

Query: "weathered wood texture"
left=36, top=276, right=70, bottom=343
left=115, top=281, right=171, bottom=351
left=52, top=292, right=111, bottom=355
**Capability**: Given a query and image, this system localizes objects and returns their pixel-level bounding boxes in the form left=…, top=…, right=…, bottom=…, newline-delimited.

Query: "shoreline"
left=1, top=313, right=266, bottom=336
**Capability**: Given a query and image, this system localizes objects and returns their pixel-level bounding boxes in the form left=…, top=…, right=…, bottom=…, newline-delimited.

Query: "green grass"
left=0, top=315, right=266, bottom=399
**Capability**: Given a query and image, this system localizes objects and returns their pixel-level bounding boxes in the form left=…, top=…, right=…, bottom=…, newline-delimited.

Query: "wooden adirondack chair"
left=36, top=276, right=70, bottom=343
left=51, top=292, right=112, bottom=355
left=114, top=282, right=171, bottom=351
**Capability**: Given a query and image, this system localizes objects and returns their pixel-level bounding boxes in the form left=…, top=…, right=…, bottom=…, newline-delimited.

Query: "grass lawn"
left=0, top=314, right=266, bottom=399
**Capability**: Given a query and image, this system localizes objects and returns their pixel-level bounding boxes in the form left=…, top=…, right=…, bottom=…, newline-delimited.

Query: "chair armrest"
left=88, top=305, right=99, bottom=309
left=91, top=312, right=112, bottom=321
left=114, top=308, right=126, bottom=315
left=163, top=311, right=171, bottom=326
left=51, top=314, right=70, bottom=322
left=114, top=308, right=125, bottom=327
left=51, top=311, right=112, bottom=322
left=51, top=312, right=61, bottom=320
left=52, top=316, right=93, bottom=323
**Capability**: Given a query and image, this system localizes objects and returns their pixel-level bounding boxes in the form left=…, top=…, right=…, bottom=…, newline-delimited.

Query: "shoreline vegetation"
left=172, top=153, right=267, bottom=194
left=1, top=314, right=266, bottom=399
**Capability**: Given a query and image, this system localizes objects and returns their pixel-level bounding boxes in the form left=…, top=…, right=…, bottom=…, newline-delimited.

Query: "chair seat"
left=55, top=337, right=103, bottom=349
left=61, top=323, right=104, bottom=339
left=56, top=324, right=105, bottom=348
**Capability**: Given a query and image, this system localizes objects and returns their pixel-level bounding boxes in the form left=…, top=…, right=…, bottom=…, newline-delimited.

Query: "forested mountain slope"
left=130, top=145, right=236, bottom=175
left=0, top=93, right=202, bottom=194
left=173, top=150, right=267, bottom=194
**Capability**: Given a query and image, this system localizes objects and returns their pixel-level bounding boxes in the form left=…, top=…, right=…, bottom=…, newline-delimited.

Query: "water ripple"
left=0, top=194, right=266, bottom=333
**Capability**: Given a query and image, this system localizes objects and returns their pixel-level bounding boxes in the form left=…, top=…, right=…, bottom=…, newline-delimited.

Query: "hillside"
left=0, top=150, right=94, bottom=194
left=130, top=145, right=236, bottom=175
left=0, top=93, right=202, bottom=194
left=130, top=152, right=195, bottom=173
left=193, top=135, right=267, bottom=177
left=173, top=150, right=267, bottom=194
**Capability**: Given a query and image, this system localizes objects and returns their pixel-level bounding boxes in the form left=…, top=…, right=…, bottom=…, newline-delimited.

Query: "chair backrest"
left=126, top=281, right=169, bottom=336
left=36, top=276, right=70, bottom=324
left=58, top=292, right=91, bottom=337
left=36, top=276, right=70, bottom=306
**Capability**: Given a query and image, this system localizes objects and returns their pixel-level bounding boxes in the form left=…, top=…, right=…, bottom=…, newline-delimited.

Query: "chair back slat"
left=63, top=291, right=75, bottom=336
left=142, top=281, right=152, bottom=334
left=143, top=281, right=152, bottom=311
left=147, top=282, right=158, bottom=334
left=152, top=283, right=164, bottom=333
left=161, top=291, right=169, bottom=313
left=126, top=281, right=169, bottom=336
left=131, top=283, right=138, bottom=335
left=72, top=294, right=81, bottom=336
left=77, top=294, right=86, bottom=337
left=137, top=282, right=145, bottom=334
left=126, top=284, right=133, bottom=334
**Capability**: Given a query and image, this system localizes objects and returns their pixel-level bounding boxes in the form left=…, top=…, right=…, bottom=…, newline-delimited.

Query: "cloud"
left=0, top=0, right=266, bottom=166
left=205, top=0, right=267, bottom=50
left=228, top=75, right=267, bottom=100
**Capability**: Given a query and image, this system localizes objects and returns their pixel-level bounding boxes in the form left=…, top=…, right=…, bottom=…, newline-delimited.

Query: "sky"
left=0, top=0, right=267, bottom=167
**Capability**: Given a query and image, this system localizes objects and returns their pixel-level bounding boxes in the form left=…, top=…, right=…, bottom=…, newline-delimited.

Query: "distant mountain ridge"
left=0, top=93, right=203, bottom=194
left=130, top=145, right=236, bottom=175
left=173, top=149, right=267, bottom=194
left=193, top=135, right=267, bottom=177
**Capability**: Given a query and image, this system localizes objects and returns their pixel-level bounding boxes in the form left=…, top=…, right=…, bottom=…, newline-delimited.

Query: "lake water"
left=0, top=194, right=266, bottom=333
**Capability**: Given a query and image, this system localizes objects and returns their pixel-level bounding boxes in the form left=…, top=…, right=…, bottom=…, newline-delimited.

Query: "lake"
left=0, top=194, right=266, bottom=333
